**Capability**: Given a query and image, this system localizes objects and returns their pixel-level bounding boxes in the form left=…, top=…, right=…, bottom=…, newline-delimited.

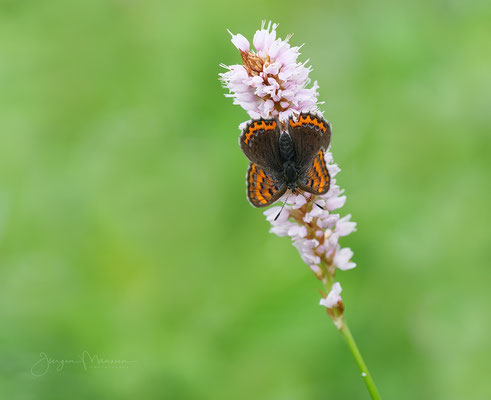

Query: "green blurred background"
left=1, top=0, right=490, bottom=399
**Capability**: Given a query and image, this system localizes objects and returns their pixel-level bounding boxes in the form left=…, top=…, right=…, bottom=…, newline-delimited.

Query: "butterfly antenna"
left=294, top=190, right=324, bottom=210
left=274, top=194, right=291, bottom=221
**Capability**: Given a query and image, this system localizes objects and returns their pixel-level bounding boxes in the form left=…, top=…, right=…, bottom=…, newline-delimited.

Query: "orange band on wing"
left=302, top=150, right=330, bottom=195
left=289, top=113, right=327, bottom=133
left=243, top=120, right=277, bottom=145
left=248, top=163, right=267, bottom=204
left=247, top=163, right=284, bottom=207
left=311, top=152, right=329, bottom=192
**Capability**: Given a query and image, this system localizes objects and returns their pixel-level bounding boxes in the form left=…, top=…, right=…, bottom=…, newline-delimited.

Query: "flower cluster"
left=219, top=21, right=320, bottom=122
left=220, top=22, right=356, bottom=318
left=263, top=151, right=356, bottom=275
left=263, top=150, right=356, bottom=313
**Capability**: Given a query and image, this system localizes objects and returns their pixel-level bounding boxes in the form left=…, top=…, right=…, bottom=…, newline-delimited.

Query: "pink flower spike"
left=220, top=21, right=320, bottom=121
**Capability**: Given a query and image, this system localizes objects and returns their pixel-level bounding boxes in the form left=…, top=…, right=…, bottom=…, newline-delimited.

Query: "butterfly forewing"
left=247, top=163, right=287, bottom=207
left=288, top=113, right=331, bottom=175
left=240, top=119, right=283, bottom=175
left=297, top=150, right=331, bottom=195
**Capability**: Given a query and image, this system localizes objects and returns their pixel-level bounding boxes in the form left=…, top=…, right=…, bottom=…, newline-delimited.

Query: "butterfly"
left=239, top=112, right=332, bottom=208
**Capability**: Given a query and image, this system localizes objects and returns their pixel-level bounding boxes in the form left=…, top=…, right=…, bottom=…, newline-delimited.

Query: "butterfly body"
left=240, top=113, right=332, bottom=207
left=278, top=132, right=299, bottom=190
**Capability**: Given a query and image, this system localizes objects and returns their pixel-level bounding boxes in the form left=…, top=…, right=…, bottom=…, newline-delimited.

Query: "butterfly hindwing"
left=288, top=113, right=331, bottom=175
left=240, top=119, right=283, bottom=175
left=297, top=149, right=331, bottom=195
left=247, top=163, right=287, bottom=207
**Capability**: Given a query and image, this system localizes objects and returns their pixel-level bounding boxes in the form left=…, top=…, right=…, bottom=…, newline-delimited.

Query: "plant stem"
left=338, top=318, right=382, bottom=400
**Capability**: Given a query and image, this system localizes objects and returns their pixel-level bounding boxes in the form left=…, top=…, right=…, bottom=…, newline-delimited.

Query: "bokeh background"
left=1, top=0, right=490, bottom=399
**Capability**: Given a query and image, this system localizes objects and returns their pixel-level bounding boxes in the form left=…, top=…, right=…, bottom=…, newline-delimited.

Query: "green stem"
left=338, top=318, right=382, bottom=400
left=320, top=261, right=381, bottom=399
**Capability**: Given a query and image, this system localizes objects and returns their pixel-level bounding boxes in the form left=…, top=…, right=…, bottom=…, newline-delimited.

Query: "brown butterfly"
left=239, top=112, right=332, bottom=207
